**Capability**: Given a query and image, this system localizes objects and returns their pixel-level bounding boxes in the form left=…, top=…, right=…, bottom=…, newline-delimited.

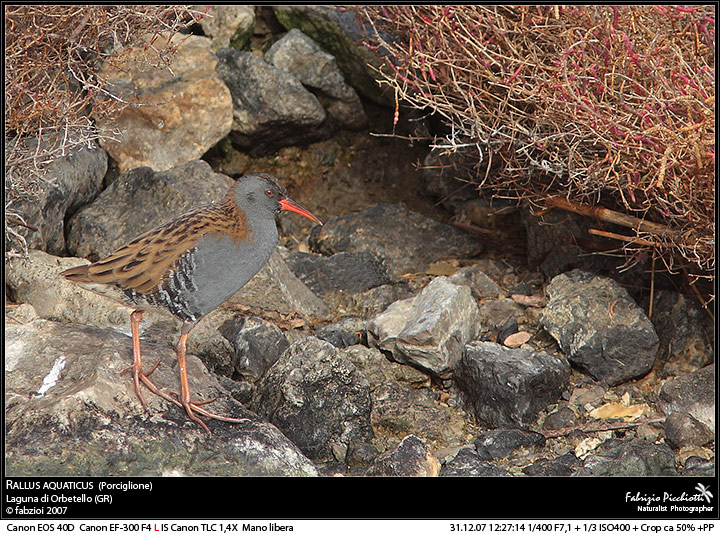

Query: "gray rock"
left=187, top=249, right=331, bottom=370
left=9, top=247, right=326, bottom=382
left=315, top=318, right=366, bottom=348
left=266, top=29, right=367, bottom=130
left=309, top=203, right=483, bottom=279
left=664, top=412, right=714, bottom=450
left=6, top=249, right=174, bottom=336
left=367, top=435, right=440, bottom=477
left=681, top=457, right=715, bottom=477
left=272, top=6, right=392, bottom=105
left=249, top=337, right=374, bottom=462
left=440, top=448, right=511, bottom=477
left=215, top=48, right=328, bottom=154
left=657, top=365, right=715, bottom=430
left=575, top=440, right=677, bottom=476
left=229, top=249, right=330, bottom=319
left=96, top=34, right=233, bottom=174
left=6, top=140, right=108, bottom=255
left=285, top=251, right=389, bottom=296
left=7, top=250, right=187, bottom=379
left=540, top=270, right=659, bottom=385
left=368, top=277, right=481, bottom=379
left=341, top=345, right=430, bottom=390
left=199, top=5, right=255, bottom=51
left=474, top=428, right=546, bottom=460
left=543, top=406, right=578, bottom=430
left=477, top=298, right=524, bottom=332
left=522, top=453, right=581, bottom=476
left=448, top=265, right=505, bottom=300
left=66, top=160, right=233, bottom=260
left=455, top=342, right=570, bottom=427
left=325, top=281, right=417, bottom=320
left=370, top=383, right=466, bottom=446
left=646, top=290, right=715, bottom=378
left=5, top=318, right=317, bottom=476
left=219, top=316, right=290, bottom=382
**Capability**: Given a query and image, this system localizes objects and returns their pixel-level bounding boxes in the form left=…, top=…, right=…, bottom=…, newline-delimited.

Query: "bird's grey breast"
left=183, top=222, right=279, bottom=316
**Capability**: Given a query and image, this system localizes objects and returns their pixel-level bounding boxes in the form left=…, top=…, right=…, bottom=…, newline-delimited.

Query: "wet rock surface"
left=7, top=6, right=714, bottom=479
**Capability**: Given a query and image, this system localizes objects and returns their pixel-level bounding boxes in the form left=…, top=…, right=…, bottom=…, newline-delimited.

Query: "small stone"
left=199, top=5, right=255, bottom=51
left=315, top=318, right=366, bottom=348
left=368, top=277, right=481, bottom=379
left=447, top=265, right=504, bottom=299
left=455, top=342, right=570, bottom=427
left=218, top=316, right=290, bottom=382
left=681, top=456, right=715, bottom=477
left=543, top=406, right=578, bottom=430
left=5, top=303, right=39, bottom=325
left=477, top=299, right=524, bottom=332
left=367, top=435, right=440, bottom=477
left=569, top=383, right=606, bottom=408
left=664, top=412, right=714, bottom=450
left=503, top=331, right=531, bottom=348
left=474, top=428, right=546, bottom=460
left=440, top=448, right=511, bottom=477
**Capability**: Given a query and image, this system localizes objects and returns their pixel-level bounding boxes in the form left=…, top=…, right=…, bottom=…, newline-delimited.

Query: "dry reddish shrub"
left=358, top=6, right=715, bottom=284
left=5, top=5, right=207, bottom=254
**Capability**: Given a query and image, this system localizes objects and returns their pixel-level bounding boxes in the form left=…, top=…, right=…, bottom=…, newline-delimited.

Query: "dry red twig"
left=357, top=6, right=715, bottom=284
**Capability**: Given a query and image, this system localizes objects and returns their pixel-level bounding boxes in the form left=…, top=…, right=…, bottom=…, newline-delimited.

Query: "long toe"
left=189, top=403, right=250, bottom=425
left=181, top=400, right=211, bottom=434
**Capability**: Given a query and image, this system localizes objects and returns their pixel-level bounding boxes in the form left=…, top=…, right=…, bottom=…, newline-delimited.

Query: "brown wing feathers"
left=62, top=188, right=249, bottom=297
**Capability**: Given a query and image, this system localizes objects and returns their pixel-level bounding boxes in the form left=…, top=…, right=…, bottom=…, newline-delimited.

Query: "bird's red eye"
left=265, top=189, right=274, bottom=197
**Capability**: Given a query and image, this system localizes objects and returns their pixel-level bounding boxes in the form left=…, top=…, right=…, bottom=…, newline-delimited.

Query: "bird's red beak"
left=279, top=197, right=323, bottom=225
